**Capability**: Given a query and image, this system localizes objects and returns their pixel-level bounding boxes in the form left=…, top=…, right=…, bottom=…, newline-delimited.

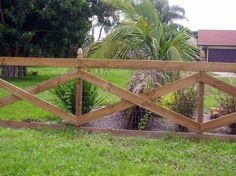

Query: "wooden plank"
left=75, top=48, right=83, bottom=116
left=148, top=74, right=198, bottom=99
left=79, top=59, right=236, bottom=72
left=0, top=120, right=235, bottom=141
left=0, top=70, right=78, bottom=108
left=0, top=78, right=77, bottom=124
left=200, top=112, right=236, bottom=132
left=77, top=70, right=200, bottom=131
left=78, top=127, right=236, bottom=142
left=1, top=57, right=236, bottom=72
left=77, top=74, right=198, bottom=125
left=0, top=57, right=77, bottom=67
left=0, top=120, right=68, bottom=131
left=201, top=73, right=236, bottom=97
left=197, top=73, right=205, bottom=124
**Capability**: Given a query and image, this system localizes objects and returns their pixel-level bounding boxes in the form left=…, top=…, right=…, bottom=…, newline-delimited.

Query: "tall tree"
left=0, top=0, right=91, bottom=78
left=89, top=0, right=119, bottom=42
left=153, top=0, right=186, bottom=24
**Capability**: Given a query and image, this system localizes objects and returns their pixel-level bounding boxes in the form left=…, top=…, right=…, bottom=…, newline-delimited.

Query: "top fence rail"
left=0, top=57, right=236, bottom=72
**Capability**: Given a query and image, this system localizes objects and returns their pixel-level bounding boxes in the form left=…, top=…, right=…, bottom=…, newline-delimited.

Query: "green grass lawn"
left=0, top=127, right=235, bottom=176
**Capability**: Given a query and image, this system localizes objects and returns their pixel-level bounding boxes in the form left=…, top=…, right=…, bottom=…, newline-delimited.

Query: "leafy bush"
left=214, top=91, right=236, bottom=134
left=161, top=86, right=198, bottom=132
left=52, top=80, right=103, bottom=114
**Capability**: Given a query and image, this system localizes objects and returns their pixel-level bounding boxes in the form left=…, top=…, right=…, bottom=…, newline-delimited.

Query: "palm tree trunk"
left=1, top=66, right=27, bottom=79
left=1, top=47, right=27, bottom=79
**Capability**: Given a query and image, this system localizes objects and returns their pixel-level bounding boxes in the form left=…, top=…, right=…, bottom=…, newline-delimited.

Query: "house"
left=198, top=30, right=236, bottom=62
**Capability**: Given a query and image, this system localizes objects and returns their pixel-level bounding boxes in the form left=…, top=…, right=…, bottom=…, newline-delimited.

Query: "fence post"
left=197, top=71, right=205, bottom=132
left=76, top=48, right=83, bottom=118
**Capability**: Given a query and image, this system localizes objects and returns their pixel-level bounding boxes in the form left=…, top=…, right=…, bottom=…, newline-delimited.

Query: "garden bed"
left=82, top=112, right=233, bottom=135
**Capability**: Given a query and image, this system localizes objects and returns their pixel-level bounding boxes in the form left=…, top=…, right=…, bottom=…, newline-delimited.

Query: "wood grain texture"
left=1, top=57, right=236, bottom=72
left=75, top=48, right=83, bottom=117
left=79, top=59, right=236, bottom=72
left=197, top=73, right=205, bottom=124
left=0, top=57, right=77, bottom=67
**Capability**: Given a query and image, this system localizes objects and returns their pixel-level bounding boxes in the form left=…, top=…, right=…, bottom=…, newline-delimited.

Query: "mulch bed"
left=82, top=112, right=232, bottom=134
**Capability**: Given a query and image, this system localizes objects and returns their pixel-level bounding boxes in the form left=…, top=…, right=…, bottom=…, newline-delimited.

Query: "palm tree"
left=87, top=0, right=198, bottom=60
left=86, top=0, right=199, bottom=130
left=153, top=0, right=186, bottom=24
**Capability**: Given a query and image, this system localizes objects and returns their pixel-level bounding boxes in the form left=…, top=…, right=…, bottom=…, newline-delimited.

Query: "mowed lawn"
left=0, top=127, right=235, bottom=176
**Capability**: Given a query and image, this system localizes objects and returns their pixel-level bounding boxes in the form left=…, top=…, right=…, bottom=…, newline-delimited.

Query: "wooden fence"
left=0, top=55, right=236, bottom=134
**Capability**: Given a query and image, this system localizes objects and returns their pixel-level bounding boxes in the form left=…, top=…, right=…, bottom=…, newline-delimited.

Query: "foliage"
left=87, top=0, right=199, bottom=60
left=138, top=111, right=152, bottom=130
left=214, top=91, right=236, bottom=134
left=0, top=0, right=94, bottom=78
left=89, top=0, right=119, bottom=42
left=0, top=0, right=92, bottom=58
left=161, top=86, right=198, bottom=131
left=0, top=128, right=236, bottom=175
left=51, top=80, right=104, bottom=114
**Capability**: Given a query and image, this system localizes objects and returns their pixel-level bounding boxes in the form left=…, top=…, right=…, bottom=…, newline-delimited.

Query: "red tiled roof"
left=198, top=30, right=236, bottom=46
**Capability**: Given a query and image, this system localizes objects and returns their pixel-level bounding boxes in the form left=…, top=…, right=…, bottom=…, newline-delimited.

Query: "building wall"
left=208, top=48, right=236, bottom=62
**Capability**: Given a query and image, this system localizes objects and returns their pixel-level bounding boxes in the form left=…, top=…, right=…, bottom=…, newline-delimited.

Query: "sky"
left=168, top=0, right=236, bottom=31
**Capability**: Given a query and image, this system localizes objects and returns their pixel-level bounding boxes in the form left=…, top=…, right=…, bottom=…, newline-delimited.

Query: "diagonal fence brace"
left=77, top=70, right=200, bottom=131
left=0, top=70, right=78, bottom=108
left=77, top=74, right=199, bottom=125
left=0, top=78, right=77, bottom=124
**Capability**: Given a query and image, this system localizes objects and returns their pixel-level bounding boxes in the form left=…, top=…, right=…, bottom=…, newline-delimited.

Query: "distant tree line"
left=0, top=0, right=116, bottom=78
left=0, top=0, right=188, bottom=78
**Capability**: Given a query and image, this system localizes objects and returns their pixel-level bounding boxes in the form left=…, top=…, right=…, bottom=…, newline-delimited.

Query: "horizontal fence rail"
left=0, top=56, right=236, bottom=136
left=1, top=57, right=236, bottom=72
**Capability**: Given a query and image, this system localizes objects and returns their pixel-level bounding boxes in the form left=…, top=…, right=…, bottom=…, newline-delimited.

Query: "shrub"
left=161, top=86, right=198, bottom=132
left=51, top=80, right=103, bottom=115
left=214, top=91, right=236, bottom=134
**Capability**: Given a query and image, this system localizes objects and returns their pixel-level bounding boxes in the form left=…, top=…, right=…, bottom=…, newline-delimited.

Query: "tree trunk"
left=1, top=66, right=27, bottom=79
left=1, top=46, right=28, bottom=79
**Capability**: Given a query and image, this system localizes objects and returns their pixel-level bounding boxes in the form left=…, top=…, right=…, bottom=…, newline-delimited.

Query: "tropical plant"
left=213, top=91, right=236, bottom=134
left=51, top=80, right=103, bottom=115
left=86, top=0, right=199, bottom=130
left=161, top=86, right=198, bottom=132
left=87, top=0, right=198, bottom=60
